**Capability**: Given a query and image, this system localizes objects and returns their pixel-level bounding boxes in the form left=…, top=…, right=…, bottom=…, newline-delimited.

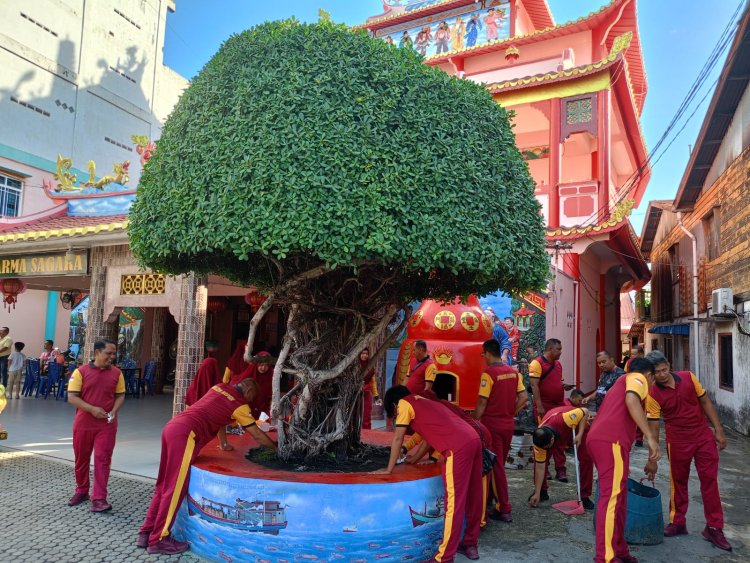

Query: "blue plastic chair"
left=139, top=360, right=157, bottom=397
left=57, top=362, right=76, bottom=401
left=42, top=362, right=64, bottom=399
left=120, top=359, right=138, bottom=398
left=21, top=359, right=40, bottom=397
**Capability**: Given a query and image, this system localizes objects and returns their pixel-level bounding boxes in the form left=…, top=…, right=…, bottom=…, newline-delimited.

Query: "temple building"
left=364, top=0, right=652, bottom=391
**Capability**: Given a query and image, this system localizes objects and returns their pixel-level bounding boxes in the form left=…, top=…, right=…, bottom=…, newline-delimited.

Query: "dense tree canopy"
left=129, top=19, right=548, bottom=299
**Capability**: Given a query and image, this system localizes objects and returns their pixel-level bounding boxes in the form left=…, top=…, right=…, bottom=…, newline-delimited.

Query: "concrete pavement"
left=0, top=392, right=748, bottom=562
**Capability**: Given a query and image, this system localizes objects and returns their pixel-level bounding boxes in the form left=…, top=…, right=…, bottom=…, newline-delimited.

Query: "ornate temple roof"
left=0, top=212, right=128, bottom=244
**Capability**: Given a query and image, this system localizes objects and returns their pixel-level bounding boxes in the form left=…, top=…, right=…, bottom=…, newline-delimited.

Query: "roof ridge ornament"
left=53, top=154, right=129, bottom=192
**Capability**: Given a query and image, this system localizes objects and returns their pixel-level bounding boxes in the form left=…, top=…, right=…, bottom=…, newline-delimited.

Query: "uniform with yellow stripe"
left=476, top=363, right=526, bottom=515
left=587, top=372, right=649, bottom=563
left=647, top=371, right=724, bottom=530
left=396, top=394, right=483, bottom=562
left=139, top=383, right=258, bottom=547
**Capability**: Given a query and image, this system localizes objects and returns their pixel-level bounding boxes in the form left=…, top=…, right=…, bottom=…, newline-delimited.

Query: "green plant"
left=129, top=18, right=548, bottom=460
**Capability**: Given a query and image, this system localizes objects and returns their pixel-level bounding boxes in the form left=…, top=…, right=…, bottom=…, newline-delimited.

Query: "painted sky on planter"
left=162, top=0, right=743, bottom=233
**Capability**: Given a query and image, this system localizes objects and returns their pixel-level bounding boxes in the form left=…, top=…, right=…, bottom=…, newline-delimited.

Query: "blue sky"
left=163, top=0, right=743, bottom=233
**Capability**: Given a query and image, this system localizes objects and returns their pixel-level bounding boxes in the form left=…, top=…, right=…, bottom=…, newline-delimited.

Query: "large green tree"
left=130, top=18, right=548, bottom=460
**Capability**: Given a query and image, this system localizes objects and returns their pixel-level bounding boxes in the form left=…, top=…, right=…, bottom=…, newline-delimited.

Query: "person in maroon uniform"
left=473, top=338, right=528, bottom=522
left=405, top=340, right=437, bottom=394
left=644, top=351, right=731, bottom=551
left=528, top=405, right=594, bottom=509
left=359, top=348, right=381, bottom=430
left=375, top=386, right=483, bottom=563
left=587, top=357, right=660, bottom=563
left=184, top=357, right=220, bottom=407
left=528, top=338, right=568, bottom=481
left=248, top=351, right=274, bottom=419
left=138, top=378, right=277, bottom=555
left=67, top=340, right=125, bottom=512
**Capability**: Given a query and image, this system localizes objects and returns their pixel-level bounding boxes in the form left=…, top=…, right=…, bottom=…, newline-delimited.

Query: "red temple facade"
left=364, top=0, right=651, bottom=392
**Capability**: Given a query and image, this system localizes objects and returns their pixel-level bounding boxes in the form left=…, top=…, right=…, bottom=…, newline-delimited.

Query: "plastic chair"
left=21, top=359, right=40, bottom=397
left=120, top=359, right=138, bottom=398
left=139, top=360, right=156, bottom=397
left=42, top=363, right=63, bottom=400
left=58, top=362, right=76, bottom=401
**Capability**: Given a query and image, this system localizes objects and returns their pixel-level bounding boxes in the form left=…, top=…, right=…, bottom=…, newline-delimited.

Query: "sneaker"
left=90, top=499, right=112, bottom=512
left=147, top=536, right=190, bottom=555
left=556, top=469, right=569, bottom=483
left=457, top=544, right=479, bottom=560
left=136, top=532, right=150, bottom=548
left=581, top=497, right=595, bottom=510
left=702, top=526, right=732, bottom=551
left=664, top=523, right=688, bottom=537
left=540, top=490, right=549, bottom=502
left=489, top=510, right=513, bottom=522
left=68, top=492, right=89, bottom=506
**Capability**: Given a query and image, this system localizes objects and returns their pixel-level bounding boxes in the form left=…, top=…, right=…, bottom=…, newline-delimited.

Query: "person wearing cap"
left=644, top=350, right=731, bottom=551
left=528, top=405, right=593, bottom=509
left=137, top=378, right=277, bottom=555
left=587, top=357, right=660, bottom=563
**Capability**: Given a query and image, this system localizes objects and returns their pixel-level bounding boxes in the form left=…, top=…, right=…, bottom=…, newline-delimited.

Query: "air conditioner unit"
left=711, top=288, right=734, bottom=317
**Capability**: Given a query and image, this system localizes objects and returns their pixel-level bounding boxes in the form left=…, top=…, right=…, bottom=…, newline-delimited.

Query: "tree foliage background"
left=129, top=19, right=549, bottom=459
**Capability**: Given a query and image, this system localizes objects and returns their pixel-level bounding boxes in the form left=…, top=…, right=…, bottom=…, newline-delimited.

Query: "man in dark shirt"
left=583, top=350, right=625, bottom=411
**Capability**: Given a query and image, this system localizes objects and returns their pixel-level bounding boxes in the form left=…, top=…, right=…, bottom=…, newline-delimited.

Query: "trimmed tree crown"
left=129, top=19, right=548, bottom=298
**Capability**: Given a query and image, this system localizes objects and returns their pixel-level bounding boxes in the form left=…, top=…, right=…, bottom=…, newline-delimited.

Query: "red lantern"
left=206, top=296, right=228, bottom=314
left=244, top=290, right=267, bottom=312
left=0, top=278, right=26, bottom=311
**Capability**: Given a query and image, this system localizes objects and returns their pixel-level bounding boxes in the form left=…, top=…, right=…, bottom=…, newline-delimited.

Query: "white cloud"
left=389, top=499, right=406, bottom=512
left=322, top=506, right=340, bottom=522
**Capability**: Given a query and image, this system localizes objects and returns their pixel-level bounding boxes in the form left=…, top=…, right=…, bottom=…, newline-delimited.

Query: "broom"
left=552, top=427, right=585, bottom=515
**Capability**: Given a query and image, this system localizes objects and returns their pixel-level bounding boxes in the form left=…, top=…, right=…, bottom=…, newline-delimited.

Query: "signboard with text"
left=0, top=251, right=89, bottom=277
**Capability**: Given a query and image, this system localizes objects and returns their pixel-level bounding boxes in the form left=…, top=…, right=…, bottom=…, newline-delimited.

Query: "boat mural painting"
left=176, top=466, right=445, bottom=563
left=408, top=496, right=444, bottom=527
left=187, top=495, right=287, bottom=534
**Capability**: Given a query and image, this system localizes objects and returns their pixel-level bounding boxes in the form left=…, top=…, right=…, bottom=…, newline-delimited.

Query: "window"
left=0, top=174, right=22, bottom=217
left=703, top=210, right=721, bottom=261
left=718, top=333, right=733, bottom=390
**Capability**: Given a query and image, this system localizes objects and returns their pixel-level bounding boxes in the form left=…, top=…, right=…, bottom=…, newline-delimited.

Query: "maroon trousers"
left=667, top=429, right=723, bottom=528
left=73, top=423, right=117, bottom=501
left=435, top=439, right=483, bottom=562
left=589, top=439, right=631, bottom=563
left=362, top=388, right=373, bottom=430
left=140, top=422, right=203, bottom=546
left=484, top=419, right=514, bottom=513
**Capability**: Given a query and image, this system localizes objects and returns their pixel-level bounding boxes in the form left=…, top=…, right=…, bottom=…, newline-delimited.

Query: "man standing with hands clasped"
left=644, top=351, right=731, bottom=551
left=67, top=340, right=125, bottom=512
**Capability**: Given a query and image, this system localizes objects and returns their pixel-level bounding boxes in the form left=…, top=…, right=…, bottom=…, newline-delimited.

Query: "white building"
left=0, top=0, right=188, bottom=351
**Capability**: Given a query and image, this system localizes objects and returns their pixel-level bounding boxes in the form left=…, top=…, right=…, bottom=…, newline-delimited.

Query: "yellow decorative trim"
left=487, top=31, right=631, bottom=93
left=0, top=220, right=129, bottom=243
left=546, top=199, right=634, bottom=238
left=120, top=273, right=166, bottom=295
left=363, top=0, right=460, bottom=27
left=494, top=71, right=611, bottom=108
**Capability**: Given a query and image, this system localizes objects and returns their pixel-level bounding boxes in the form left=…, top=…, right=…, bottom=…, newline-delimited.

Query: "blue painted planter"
left=174, top=464, right=445, bottom=562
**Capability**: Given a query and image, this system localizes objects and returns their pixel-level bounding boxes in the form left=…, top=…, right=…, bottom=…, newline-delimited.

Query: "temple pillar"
left=150, top=307, right=167, bottom=392
left=597, top=89, right=610, bottom=221
left=84, top=247, right=121, bottom=362
left=548, top=98, right=561, bottom=228
left=173, top=273, right=208, bottom=416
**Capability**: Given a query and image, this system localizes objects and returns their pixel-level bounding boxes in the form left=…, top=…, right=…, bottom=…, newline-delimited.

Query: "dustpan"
left=552, top=427, right=585, bottom=515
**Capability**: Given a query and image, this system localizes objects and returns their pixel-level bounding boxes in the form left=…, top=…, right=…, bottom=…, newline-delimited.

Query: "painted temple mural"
left=375, top=0, right=510, bottom=57
left=176, top=468, right=445, bottom=562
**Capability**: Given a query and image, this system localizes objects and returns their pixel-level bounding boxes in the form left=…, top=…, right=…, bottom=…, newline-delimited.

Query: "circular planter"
left=174, top=430, right=444, bottom=563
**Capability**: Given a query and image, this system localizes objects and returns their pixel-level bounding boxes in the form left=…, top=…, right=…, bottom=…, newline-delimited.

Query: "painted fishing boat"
left=409, top=496, right=445, bottom=527
left=187, top=494, right=287, bottom=534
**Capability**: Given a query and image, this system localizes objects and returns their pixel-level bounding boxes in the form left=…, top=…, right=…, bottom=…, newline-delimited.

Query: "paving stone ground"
left=0, top=447, right=206, bottom=563
left=2, top=426, right=749, bottom=562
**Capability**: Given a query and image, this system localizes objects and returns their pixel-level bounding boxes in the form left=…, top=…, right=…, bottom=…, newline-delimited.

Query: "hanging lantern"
left=206, top=296, right=228, bottom=314
left=244, top=289, right=267, bottom=312
left=0, top=278, right=26, bottom=311
left=505, top=46, right=520, bottom=63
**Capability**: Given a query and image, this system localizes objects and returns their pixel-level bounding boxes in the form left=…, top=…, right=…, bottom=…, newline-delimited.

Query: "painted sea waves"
left=174, top=466, right=446, bottom=562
